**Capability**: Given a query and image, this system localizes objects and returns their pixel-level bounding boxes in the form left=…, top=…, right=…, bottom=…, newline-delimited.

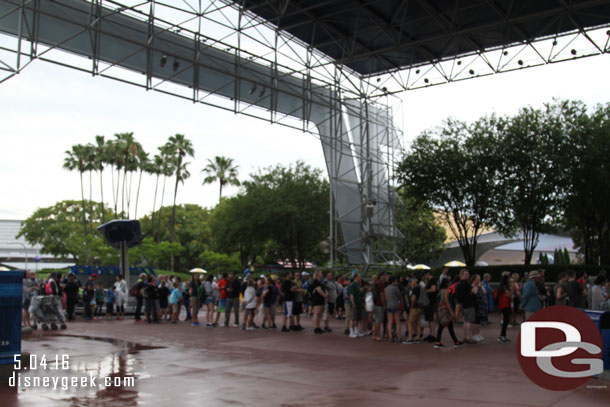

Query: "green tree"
left=562, top=101, right=610, bottom=264
left=93, top=135, right=108, bottom=223
left=395, top=189, right=446, bottom=264
left=396, top=118, right=503, bottom=266
left=201, top=156, right=241, bottom=202
left=63, top=144, right=90, bottom=234
left=164, top=134, right=194, bottom=273
left=494, top=104, right=568, bottom=264
left=17, top=200, right=115, bottom=265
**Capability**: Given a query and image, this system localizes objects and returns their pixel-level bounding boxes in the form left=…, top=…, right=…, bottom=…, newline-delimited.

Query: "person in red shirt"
left=212, top=273, right=228, bottom=327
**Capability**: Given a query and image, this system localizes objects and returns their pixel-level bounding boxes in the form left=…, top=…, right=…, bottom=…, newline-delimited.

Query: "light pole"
left=1, top=241, right=28, bottom=271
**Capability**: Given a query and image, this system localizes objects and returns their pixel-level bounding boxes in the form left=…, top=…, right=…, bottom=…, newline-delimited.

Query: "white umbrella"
left=444, top=260, right=466, bottom=267
left=189, top=268, right=208, bottom=274
left=475, top=260, right=489, bottom=267
left=413, top=264, right=431, bottom=270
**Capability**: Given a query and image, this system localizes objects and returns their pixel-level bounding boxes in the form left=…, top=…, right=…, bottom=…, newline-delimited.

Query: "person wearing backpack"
left=434, top=278, right=464, bottom=349
left=384, top=276, right=402, bottom=342
left=422, top=273, right=438, bottom=342
left=403, top=278, right=423, bottom=343
left=455, top=269, right=477, bottom=344
left=373, top=272, right=387, bottom=342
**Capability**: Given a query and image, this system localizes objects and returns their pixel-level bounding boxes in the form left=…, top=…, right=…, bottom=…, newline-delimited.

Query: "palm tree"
left=63, top=144, right=88, bottom=234
left=201, top=156, right=240, bottom=203
left=94, top=135, right=108, bottom=223
left=150, top=153, right=164, bottom=237
left=164, top=134, right=194, bottom=272
left=155, top=145, right=175, bottom=242
left=133, top=149, right=150, bottom=220
left=83, top=143, right=96, bottom=231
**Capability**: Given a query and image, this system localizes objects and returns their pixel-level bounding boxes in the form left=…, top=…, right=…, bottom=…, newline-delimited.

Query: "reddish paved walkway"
left=2, top=314, right=608, bottom=406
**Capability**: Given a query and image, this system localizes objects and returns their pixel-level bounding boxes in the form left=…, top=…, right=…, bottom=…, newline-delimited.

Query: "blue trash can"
left=0, top=271, right=24, bottom=366
left=599, top=312, right=610, bottom=371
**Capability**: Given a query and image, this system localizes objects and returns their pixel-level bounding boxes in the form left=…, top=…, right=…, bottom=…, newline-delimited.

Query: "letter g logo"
left=517, top=306, right=603, bottom=391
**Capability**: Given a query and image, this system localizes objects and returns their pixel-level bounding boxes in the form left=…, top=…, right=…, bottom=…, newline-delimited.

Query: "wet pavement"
left=1, top=314, right=608, bottom=406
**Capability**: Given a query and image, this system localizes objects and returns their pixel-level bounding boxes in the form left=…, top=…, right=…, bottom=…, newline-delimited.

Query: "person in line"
left=262, top=277, right=279, bottom=329
left=225, top=273, right=241, bottom=327
left=281, top=272, right=298, bottom=332
left=203, top=274, right=216, bottom=327
left=520, top=270, right=542, bottom=320
left=384, top=276, right=402, bottom=342
left=169, top=277, right=183, bottom=324
left=213, top=273, right=228, bottom=326
left=144, top=276, right=159, bottom=324
left=114, top=275, right=127, bottom=321
left=481, top=273, right=493, bottom=325
left=566, top=270, right=586, bottom=308
left=310, top=270, right=328, bottom=334
left=242, top=277, right=257, bottom=330
left=404, top=278, right=423, bottom=343
left=423, top=275, right=438, bottom=342
left=293, top=273, right=306, bottom=331
left=373, top=272, right=387, bottom=342
left=591, top=275, right=607, bottom=310
left=348, top=273, right=364, bottom=338
left=455, top=269, right=476, bottom=344
left=94, top=282, right=105, bottom=320
left=158, top=279, right=170, bottom=321
left=471, top=274, right=486, bottom=342
left=322, top=272, right=337, bottom=332
left=434, top=278, right=464, bottom=349
left=554, top=272, right=568, bottom=306
left=105, top=285, right=114, bottom=320
left=63, top=273, right=79, bottom=321
left=496, top=274, right=512, bottom=343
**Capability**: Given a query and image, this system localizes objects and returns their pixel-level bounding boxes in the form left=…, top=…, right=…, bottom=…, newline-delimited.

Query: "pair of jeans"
left=501, top=308, right=510, bottom=337
left=225, top=297, right=240, bottom=326
left=437, top=322, right=458, bottom=343
left=135, top=295, right=143, bottom=320
left=145, top=298, right=158, bottom=322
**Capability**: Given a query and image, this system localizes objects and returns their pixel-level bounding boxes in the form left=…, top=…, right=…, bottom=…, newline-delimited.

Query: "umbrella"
left=444, top=260, right=466, bottom=267
left=475, top=260, right=489, bottom=267
left=413, top=264, right=431, bottom=270
left=0, top=266, right=10, bottom=271
left=406, top=264, right=415, bottom=270
left=189, top=268, right=208, bottom=274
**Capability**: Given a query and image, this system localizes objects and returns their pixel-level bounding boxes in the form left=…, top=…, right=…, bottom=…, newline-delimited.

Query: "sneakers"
left=498, top=336, right=510, bottom=343
left=314, top=328, right=324, bottom=334
left=402, top=339, right=413, bottom=344
left=323, top=327, right=332, bottom=333
left=246, top=326, right=256, bottom=331
left=472, top=334, right=485, bottom=342
left=191, top=322, right=200, bottom=326
left=453, top=341, right=465, bottom=348
left=434, top=342, right=446, bottom=349
left=296, top=325, right=305, bottom=331
left=282, top=326, right=289, bottom=332
left=349, top=332, right=358, bottom=338
left=232, top=324, right=239, bottom=328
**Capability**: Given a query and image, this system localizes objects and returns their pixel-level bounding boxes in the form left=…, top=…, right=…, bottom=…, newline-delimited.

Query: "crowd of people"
left=21, top=267, right=610, bottom=348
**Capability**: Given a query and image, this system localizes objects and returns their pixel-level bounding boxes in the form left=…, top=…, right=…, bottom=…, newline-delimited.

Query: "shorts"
left=218, top=298, right=227, bottom=313
left=463, top=307, right=476, bottom=323
left=350, top=305, right=363, bottom=321
left=245, top=308, right=256, bottom=317
left=423, top=306, right=435, bottom=322
left=115, top=295, right=127, bottom=307
left=205, top=298, right=214, bottom=305
left=171, top=303, right=180, bottom=313
left=264, top=304, right=277, bottom=317
left=374, top=305, right=385, bottom=323
left=293, top=302, right=303, bottom=316
left=327, top=302, right=335, bottom=315
left=386, top=307, right=399, bottom=314
left=106, top=303, right=114, bottom=314
left=190, top=296, right=200, bottom=313
left=408, top=307, right=422, bottom=323
left=23, top=298, right=31, bottom=309
left=284, top=301, right=294, bottom=317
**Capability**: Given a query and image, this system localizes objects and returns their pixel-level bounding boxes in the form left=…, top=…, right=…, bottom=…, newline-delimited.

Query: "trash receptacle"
left=0, top=271, right=24, bottom=369
left=600, top=311, right=610, bottom=371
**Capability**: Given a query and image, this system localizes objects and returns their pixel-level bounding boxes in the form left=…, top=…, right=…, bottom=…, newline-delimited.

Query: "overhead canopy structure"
left=241, top=0, right=610, bottom=76
left=0, top=0, right=609, bottom=268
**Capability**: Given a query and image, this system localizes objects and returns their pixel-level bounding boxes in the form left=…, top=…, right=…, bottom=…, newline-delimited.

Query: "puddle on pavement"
left=0, top=334, right=165, bottom=406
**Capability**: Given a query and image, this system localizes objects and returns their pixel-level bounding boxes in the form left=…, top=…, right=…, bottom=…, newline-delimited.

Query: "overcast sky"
left=1, top=53, right=609, bottom=221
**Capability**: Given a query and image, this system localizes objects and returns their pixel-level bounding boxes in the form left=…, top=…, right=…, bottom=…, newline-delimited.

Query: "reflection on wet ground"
left=1, top=335, right=165, bottom=407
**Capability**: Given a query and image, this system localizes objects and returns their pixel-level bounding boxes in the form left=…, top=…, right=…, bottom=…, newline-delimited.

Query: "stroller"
left=29, top=295, right=67, bottom=330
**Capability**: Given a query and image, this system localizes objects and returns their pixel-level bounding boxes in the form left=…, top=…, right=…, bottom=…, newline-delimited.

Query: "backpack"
left=416, top=285, right=430, bottom=307
left=448, top=283, right=458, bottom=309
left=197, top=284, right=207, bottom=302
left=129, top=283, right=140, bottom=297
left=45, top=280, right=55, bottom=295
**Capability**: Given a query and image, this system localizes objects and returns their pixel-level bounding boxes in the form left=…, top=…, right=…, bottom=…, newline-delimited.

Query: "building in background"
left=0, top=219, right=74, bottom=271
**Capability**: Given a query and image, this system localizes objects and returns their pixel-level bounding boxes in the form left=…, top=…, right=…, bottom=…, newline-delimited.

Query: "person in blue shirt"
left=169, top=277, right=183, bottom=324
left=520, top=270, right=542, bottom=320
